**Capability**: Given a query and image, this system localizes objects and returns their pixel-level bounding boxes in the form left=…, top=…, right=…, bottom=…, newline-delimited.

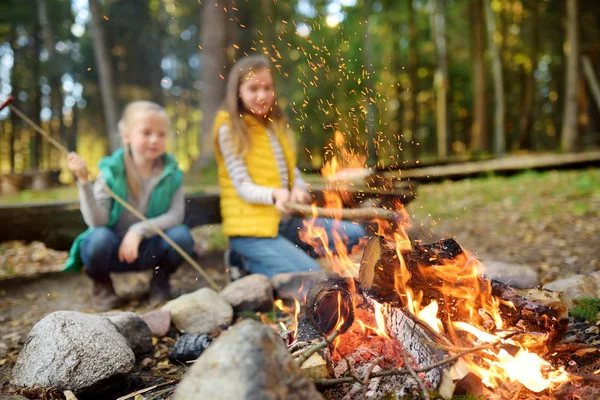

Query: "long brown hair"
left=118, top=101, right=170, bottom=199
left=223, top=55, right=288, bottom=156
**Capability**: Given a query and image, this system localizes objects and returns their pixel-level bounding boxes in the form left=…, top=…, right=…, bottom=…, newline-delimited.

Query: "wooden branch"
left=402, top=348, right=430, bottom=400
left=314, top=339, right=508, bottom=387
left=362, top=356, right=384, bottom=399
left=295, top=330, right=339, bottom=367
left=116, top=380, right=177, bottom=400
left=284, top=202, right=400, bottom=222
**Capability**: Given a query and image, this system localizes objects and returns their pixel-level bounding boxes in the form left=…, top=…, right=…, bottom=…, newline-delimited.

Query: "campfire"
left=280, top=147, right=572, bottom=399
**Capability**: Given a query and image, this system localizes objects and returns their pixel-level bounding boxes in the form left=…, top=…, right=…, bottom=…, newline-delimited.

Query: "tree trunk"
left=363, top=0, right=378, bottom=166
left=517, top=0, right=540, bottom=150
left=89, top=0, right=121, bottom=152
left=9, top=27, right=19, bottom=173
left=582, top=56, right=600, bottom=117
left=406, top=0, right=419, bottom=160
left=37, top=0, right=66, bottom=147
left=69, top=103, right=79, bottom=152
left=433, top=0, right=449, bottom=159
left=30, top=14, right=42, bottom=169
left=149, top=5, right=165, bottom=106
left=561, top=0, right=580, bottom=152
left=470, top=0, right=487, bottom=153
left=260, top=0, right=274, bottom=48
left=197, top=0, right=228, bottom=169
left=484, top=0, right=506, bottom=157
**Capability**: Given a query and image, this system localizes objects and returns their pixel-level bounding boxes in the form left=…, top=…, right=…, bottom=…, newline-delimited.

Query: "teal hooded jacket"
left=63, top=148, right=183, bottom=272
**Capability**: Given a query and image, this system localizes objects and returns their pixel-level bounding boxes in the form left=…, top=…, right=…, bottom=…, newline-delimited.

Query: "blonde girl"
left=65, top=101, right=194, bottom=310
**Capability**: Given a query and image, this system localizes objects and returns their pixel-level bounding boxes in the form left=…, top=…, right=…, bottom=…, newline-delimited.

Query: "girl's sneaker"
left=92, top=277, right=122, bottom=312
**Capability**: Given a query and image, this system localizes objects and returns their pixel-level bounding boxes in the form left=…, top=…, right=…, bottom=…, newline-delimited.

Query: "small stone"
left=478, top=260, right=539, bottom=288
left=220, top=274, right=274, bottom=313
left=585, top=326, right=599, bottom=335
left=272, top=270, right=330, bottom=302
left=141, top=310, right=172, bottom=337
left=162, top=288, right=233, bottom=334
left=141, top=357, right=154, bottom=368
left=102, top=311, right=153, bottom=356
left=544, top=272, right=600, bottom=308
left=169, top=333, right=213, bottom=362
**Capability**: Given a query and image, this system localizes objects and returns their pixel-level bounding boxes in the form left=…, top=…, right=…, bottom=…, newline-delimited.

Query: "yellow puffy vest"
left=213, top=110, right=297, bottom=238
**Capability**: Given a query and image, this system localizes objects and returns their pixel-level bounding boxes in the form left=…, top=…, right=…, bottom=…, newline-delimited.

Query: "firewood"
left=490, top=282, right=569, bottom=349
left=284, top=202, right=401, bottom=222
left=381, top=304, right=449, bottom=390
left=359, top=234, right=402, bottom=304
left=304, top=278, right=357, bottom=337
left=299, top=351, right=332, bottom=380
left=358, top=235, right=568, bottom=346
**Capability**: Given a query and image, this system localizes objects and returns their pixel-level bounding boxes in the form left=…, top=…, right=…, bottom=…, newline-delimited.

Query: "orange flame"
left=297, top=130, right=570, bottom=393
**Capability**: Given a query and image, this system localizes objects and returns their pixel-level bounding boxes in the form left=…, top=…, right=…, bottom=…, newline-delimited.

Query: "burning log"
left=381, top=304, right=449, bottom=390
left=490, top=281, right=569, bottom=348
left=359, top=234, right=402, bottom=304
left=299, top=276, right=454, bottom=396
left=293, top=235, right=570, bottom=398
left=359, top=235, right=569, bottom=348
left=303, top=278, right=357, bottom=337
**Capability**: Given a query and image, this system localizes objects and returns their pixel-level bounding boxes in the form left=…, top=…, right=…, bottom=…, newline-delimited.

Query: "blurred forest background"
left=0, top=0, right=598, bottom=182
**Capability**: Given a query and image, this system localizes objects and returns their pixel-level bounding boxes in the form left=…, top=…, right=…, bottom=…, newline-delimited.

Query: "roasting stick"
left=283, top=201, right=400, bottom=222
left=0, top=95, right=220, bottom=291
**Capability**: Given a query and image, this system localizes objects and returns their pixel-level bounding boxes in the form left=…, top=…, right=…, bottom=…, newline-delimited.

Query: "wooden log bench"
left=0, top=186, right=416, bottom=251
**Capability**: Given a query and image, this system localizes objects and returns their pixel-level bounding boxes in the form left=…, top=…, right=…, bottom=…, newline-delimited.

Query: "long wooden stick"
left=6, top=100, right=220, bottom=291
left=284, top=202, right=400, bottom=222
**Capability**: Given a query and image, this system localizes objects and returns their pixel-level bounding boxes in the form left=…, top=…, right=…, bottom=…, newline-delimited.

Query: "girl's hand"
left=290, top=187, right=312, bottom=204
left=119, top=231, right=142, bottom=264
left=272, top=188, right=291, bottom=213
left=67, top=152, right=89, bottom=184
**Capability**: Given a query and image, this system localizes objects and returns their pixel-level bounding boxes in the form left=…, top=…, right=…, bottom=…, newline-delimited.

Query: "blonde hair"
left=223, top=55, right=288, bottom=156
left=118, top=101, right=170, bottom=199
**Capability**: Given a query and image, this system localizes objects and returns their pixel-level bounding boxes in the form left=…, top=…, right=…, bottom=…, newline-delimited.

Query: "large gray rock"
left=220, top=274, right=274, bottom=313
left=478, top=260, right=539, bottom=289
left=272, top=271, right=330, bottom=302
left=11, top=311, right=134, bottom=392
left=174, top=320, right=323, bottom=400
left=544, top=272, right=600, bottom=307
left=162, top=288, right=233, bottom=334
left=103, top=311, right=153, bottom=356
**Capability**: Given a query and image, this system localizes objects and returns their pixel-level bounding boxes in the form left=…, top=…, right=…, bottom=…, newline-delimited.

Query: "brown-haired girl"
left=213, top=55, right=365, bottom=279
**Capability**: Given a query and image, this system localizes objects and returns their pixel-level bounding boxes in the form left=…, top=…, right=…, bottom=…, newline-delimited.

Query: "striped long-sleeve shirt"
left=217, top=124, right=307, bottom=205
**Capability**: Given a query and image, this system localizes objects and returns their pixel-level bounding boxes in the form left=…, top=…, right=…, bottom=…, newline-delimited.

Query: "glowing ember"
left=333, top=308, right=404, bottom=370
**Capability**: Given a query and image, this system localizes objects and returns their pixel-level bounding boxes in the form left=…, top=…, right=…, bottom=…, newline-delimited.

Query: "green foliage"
left=411, top=168, right=600, bottom=222
left=1, top=0, right=599, bottom=172
left=451, top=395, right=484, bottom=400
left=571, top=298, right=600, bottom=323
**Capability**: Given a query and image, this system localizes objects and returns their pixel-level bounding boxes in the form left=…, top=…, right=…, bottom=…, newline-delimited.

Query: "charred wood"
left=358, top=235, right=568, bottom=346
left=304, top=277, right=357, bottom=337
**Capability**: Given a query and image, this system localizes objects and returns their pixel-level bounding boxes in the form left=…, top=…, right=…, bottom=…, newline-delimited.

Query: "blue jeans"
left=230, top=217, right=366, bottom=278
left=80, top=225, right=195, bottom=281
